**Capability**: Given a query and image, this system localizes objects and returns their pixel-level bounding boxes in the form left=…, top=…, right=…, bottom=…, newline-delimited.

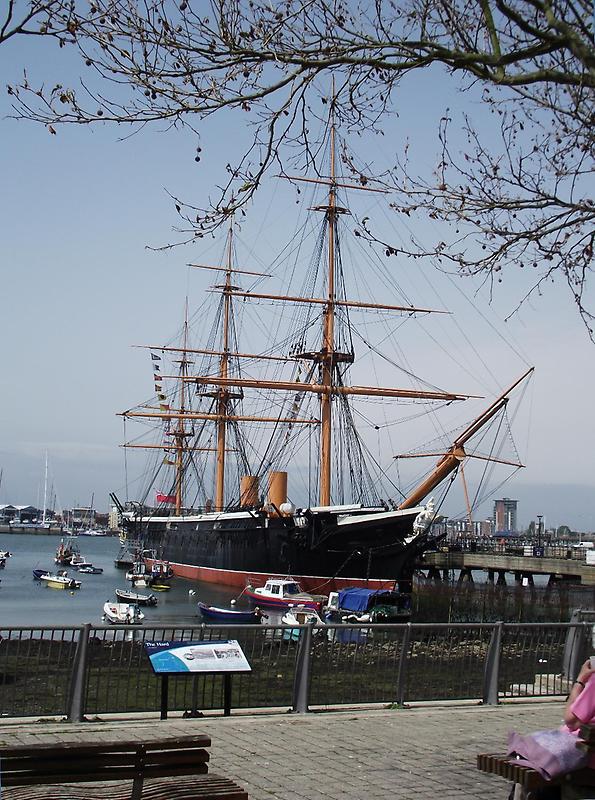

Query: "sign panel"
left=144, top=640, right=251, bottom=674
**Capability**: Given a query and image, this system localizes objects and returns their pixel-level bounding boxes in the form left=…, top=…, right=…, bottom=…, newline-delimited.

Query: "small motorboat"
left=0, top=550, right=13, bottom=559
left=78, top=565, right=104, bottom=574
left=244, top=578, right=327, bottom=611
left=126, top=559, right=153, bottom=586
left=197, top=602, right=265, bottom=624
left=32, top=568, right=50, bottom=580
left=281, top=604, right=327, bottom=641
left=69, top=553, right=91, bottom=569
left=39, top=571, right=81, bottom=590
left=281, top=605, right=326, bottom=627
left=151, top=559, right=174, bottom=581
left=103, top=602, right=145, bottom=625
left=325, top=587, right=412, bottom=623
left=149, top=582, right=171, bottom=592
left=115, top=588, right=158, bottom=606
left=55, top=537, right=80, bottom=566
left=126, top=570, right=149, bottom=586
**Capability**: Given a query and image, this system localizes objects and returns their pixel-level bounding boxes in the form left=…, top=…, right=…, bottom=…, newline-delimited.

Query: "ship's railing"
left=0, top=613, right=593, bottom=719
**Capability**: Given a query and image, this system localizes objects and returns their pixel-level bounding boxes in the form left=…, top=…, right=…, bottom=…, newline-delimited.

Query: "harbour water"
left=2, top=533, right=593, bottom=627
left=0, top=533, right=240, bottom=628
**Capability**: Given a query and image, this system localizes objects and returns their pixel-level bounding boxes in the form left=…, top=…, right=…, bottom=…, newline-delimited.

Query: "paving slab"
left=0, top=701, right=567, bottom=799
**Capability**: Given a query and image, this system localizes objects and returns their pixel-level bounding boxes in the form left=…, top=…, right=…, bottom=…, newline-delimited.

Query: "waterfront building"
left=65, top=507, right=96, bottom=529
left=493, top=498, right=518, bottom=534
left=108, top=506, right=120, bottom=530
left=0, top=504, right=40, bottom=523
left=474, top=519, right=494, bottom=537
left=443, top=517, right=494, bottom=540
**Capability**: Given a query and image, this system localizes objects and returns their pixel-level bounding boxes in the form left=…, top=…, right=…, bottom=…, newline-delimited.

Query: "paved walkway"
left=0, top=701, right=567, bottom=799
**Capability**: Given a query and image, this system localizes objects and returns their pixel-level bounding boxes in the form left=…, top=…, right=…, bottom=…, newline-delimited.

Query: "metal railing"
left=1, top=612, right=593, bottom=720
left=436, top=538, right=593, bottom=561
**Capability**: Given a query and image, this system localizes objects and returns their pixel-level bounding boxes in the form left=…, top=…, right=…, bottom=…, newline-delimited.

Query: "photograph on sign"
left=144, top=639, right=252, bottom=674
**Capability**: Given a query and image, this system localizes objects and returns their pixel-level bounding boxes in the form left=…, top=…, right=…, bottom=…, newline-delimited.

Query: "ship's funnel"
left=240, top=476, right=260, bottom=507
left=267, top=471, right=288, bottom=516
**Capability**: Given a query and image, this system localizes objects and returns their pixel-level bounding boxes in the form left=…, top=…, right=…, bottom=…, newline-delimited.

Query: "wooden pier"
left=419, top=550, right=595, bottom=586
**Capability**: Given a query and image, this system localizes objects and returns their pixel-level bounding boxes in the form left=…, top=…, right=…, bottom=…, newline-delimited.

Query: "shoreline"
left=0, top=525, right=118, bottom=536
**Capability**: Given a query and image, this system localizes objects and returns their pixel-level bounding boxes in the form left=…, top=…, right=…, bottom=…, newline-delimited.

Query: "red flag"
left=156, top=492, right=176, bottom=504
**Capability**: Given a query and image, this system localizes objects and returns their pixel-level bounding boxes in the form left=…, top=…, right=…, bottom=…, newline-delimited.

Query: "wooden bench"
left=0, top=734, right=248, bottom=800
left=477, top=724, right=595, bottom=799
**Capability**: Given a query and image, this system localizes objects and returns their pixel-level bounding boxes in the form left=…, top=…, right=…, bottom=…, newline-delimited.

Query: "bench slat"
left=1, top=748, right=210, bottom=774
left=1, top=774, right=248, bottom=800
left=1, top=764, right=210, bottom=787
left=477, top=754, right=595, bottom=790
left=0, top=736, right=211, bottom=759
left=477, top=753, right=553, bottom=790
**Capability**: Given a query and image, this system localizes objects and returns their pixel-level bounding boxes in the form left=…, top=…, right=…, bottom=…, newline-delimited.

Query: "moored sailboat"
left=113, top=112, right=532, bottom=595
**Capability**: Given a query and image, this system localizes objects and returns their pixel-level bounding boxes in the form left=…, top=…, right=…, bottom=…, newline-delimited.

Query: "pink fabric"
left=562, top=674, right=595, bottom=767
left=507, top=729, right=589, bottom=779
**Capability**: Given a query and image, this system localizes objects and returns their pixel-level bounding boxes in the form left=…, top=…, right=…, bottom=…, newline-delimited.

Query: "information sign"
left=144, top=640, right=251, bottom=719
left=145, top=639, right=252, bottom=674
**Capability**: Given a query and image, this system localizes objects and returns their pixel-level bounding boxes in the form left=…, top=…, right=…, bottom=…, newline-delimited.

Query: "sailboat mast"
left=319, top=119, right=337, bottom=506
left=42, top=451, right=48, bottom=525
left=214, top=223, right=233, bottom=511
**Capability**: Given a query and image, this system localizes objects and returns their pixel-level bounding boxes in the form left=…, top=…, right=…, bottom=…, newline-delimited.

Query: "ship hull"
left=125, top=505, right=428, bottom=594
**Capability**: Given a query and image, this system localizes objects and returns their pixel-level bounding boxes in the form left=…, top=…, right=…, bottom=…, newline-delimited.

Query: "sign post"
left=144, top=640, right=251, bottom=719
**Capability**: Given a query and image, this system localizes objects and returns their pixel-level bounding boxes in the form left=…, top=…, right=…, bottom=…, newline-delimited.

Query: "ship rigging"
left=114, top=111, right=532, bottom=592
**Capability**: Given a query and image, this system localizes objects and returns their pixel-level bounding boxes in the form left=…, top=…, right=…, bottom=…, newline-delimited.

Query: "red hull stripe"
left=145, top=559, right=397, bottom=593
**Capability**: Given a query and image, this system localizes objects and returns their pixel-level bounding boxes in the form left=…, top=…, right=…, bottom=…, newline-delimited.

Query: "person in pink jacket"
left=509, top=660, right=595, bottom=800
left=563, top=657, right=595, bottom=763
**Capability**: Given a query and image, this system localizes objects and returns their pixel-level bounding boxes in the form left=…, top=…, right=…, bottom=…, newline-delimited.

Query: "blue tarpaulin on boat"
left=338, top=588, right=381, bottom=612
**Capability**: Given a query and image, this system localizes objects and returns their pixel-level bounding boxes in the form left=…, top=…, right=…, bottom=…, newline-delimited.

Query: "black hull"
left=124, top=507, right=430, bottom=592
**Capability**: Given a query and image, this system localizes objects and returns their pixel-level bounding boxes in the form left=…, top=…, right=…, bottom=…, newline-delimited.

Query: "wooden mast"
left=460, top=463, right=473, bottom=533
left=214, top=223, right=234, bottom=511
left=319, top=107, right=337, bottom=506
left=174, top=298, right=190, bottom=515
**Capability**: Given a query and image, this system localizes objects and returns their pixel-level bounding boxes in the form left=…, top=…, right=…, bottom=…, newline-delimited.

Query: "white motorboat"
left=244, top=578, right=327, bottom=611
left=126, top=560, right=151, bottom=586
left=281, top=605, right=326, bottom=627
left=102, top=602, right=145, bottom=624
left=115, top=588, right=158, bottom=606
left=69, top=553, right=93, bottom=569
left=126, top=571, right=149, bottom=587
left=39, top=572, right=81, bottom=590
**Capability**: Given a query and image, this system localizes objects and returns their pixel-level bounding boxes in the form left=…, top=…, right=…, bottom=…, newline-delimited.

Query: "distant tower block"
left=267, top=471, right=288, bottom=515
left=240, top=475, right=260, bottom=507
left=493, top=497, right=518, bottom=534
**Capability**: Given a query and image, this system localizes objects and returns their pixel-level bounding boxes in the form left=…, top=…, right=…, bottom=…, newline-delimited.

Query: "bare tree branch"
left=5, top=0, right=594, bottom=332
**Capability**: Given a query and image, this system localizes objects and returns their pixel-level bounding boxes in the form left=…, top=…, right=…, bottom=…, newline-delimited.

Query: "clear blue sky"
left=1, top=30, right=594, bottom=531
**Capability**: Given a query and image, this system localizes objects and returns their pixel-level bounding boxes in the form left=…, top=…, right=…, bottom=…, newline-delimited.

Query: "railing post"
left=291, top=621, right=315, bottom=713
left=395, top=623, right=411, bottom=706
left=67, top=623, right=91, bottom=722
left=563, top=610, right=588, bottom=680
left=186, top=624, right=206, bottom=718
left=483, top=622, right=502, bottom=706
